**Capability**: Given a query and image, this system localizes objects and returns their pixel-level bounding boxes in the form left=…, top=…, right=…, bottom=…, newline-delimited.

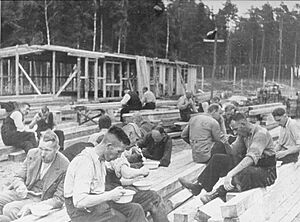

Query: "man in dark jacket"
left=120, top=88, right=142, bottom=122
left=137, top=126, right=172, bottom=167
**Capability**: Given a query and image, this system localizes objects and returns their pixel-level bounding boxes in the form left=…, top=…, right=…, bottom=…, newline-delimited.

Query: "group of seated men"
left=1, top=102, right=64, bottom=153
left=178, top=103, right=300, bottom=205
left=0, top=97, right=299, bottom=221
left=0, top=110, right=173, bottom=222
left=120, top=87, right=156, bottom=122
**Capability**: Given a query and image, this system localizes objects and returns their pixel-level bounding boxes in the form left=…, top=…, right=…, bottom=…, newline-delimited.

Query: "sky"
left=201, top=0, right=299, bottom=17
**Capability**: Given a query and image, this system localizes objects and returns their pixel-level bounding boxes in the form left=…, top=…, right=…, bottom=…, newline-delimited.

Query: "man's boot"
left=200, top=185, right=227, bottom=205
left=178, top=177, right=202, bottom=196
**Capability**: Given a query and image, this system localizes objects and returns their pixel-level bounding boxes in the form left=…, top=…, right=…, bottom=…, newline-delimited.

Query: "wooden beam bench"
left=13, top=147, right=206, bottom=222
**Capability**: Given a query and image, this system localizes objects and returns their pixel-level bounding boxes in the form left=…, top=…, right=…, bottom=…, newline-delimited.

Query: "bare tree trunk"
left=99, top=0, right=104, bottom=51
left=92, top=0, right=97, bottom=51
left=165, top=14, right=170, bottom=59
left=44, top=0, right=51, bottom=45
left=117, top=36, right=121, bottom=53
left=258, top=29, right=265, bottom=79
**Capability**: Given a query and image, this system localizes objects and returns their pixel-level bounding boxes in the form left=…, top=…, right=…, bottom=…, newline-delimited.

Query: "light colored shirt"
left=278, top=118, right=300, bottom=151
left=10, top=111, right=25, bottom=132
left=141, top=90, right=156, bottom=104
left=232, top=124, right=275, bottom=165
left=181, top=113, right=222, bottom=163
left=177, top=95, right=197, bottom=112
left=40, top=159, right=55, bottom=179
left=120, top=93, right=131, bottom=106
left=64, top=147, right=106, bottom=207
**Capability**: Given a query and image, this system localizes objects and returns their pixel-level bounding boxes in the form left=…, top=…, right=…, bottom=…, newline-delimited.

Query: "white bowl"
left=30, top=204, right=52, bottom=217
left=114, top=189, right=136, bottom=204
left=120, top=176, right=144, bottom=186
left=133, top=180, right=153, bottom=191
left=143, top=160, right=160, bottom=170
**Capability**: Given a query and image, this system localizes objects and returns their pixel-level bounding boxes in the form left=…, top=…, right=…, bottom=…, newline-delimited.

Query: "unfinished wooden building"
left=0, top=45, right=198, bottom=101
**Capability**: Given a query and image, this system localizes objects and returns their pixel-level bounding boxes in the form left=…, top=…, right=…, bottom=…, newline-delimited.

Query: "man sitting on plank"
left=181, top=103, right=229, bottom=164
left=0, top=130, right=69, bottom=221
left=64, top=126, right=147, bottom=222
left=272, top=107, right=300, bottom=164
left=179, top=112, right=277, bottom=204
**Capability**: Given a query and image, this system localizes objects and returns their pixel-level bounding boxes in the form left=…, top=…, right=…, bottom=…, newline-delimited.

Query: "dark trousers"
left=143, top=102, right=156, bottom=110
left=54, top=130, right=65, bottom=150
left=65, top=197, right=147, bottom=222
left=278, top=152, right=299, bottom=165
left=3, top=131, right=37, bottom=153
left=120, top=106, right=142, bottom=122
left=197, top=154, right=277, bottom=193
left=179, top=109, right=193, bottom=122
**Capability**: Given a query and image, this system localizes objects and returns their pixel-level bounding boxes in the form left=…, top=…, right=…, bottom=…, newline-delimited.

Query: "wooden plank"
left=220, top=188, right=265, bottom=218
left=195, top=198, right=224, bottom=222
left=15, top=46, right=19, bottom=95
left=249, top=105, right=285, bottom=116
left=52, top=51, right=56, bottom=94
left=165, top=188, right=193, bottom=213
left=0, top=59, right=3, bottom=95
left=173, top=196, right=203, bottom=222
left=55, top=67, right=78, bottom=97
left=94, top=58, right=98, bottom=100
left=77, top=57, right=81, bottom=100
left=19, top=63, right=42, bottom=95
left=103, top=60, right=107, bottom=98
left=84, top=57, right=89, bottom=99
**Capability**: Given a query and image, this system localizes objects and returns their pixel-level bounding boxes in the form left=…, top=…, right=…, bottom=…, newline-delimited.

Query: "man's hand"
left=224, top=174, right=235, bottom=191
left=140, top=166, right=150, bottom=177
left=15, top=184, right=28, bottom=199
left=109, top=186, right=126, bottom=201
left=276, top=150, right=288, bottom=160
left=18, top=203, right=33, bottom=218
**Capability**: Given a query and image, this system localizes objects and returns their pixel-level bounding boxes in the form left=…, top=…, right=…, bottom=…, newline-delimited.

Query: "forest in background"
left=1, top=0, right=300, bottom=80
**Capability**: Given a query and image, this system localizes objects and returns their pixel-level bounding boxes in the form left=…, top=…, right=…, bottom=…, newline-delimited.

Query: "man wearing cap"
left=272, top=107, right=300, bottom=164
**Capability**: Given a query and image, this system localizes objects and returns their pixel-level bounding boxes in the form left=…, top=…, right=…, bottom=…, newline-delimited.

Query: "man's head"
left=39, top=130, right=60, bottom=163
left=272, top=107, right=288, bottom=127
left=230, top=113, right=251, bottom=137
left=208, top=103, right=223, bottom=121
left=40, top=105, right=50, bottom=118
left=185, top=91, right=193, bottom=99
left=210, top=96, right=221, bottom=104
left=132, top=112, right=143, bottom=126
left=124, top=88, right=130, bottom=94
left=98, top=115, right=112, bottom=130
left=143, top=87, right=148, bottom=94
left=97, top=126, right=130, bottom=162
left=19, top=102, right=30, bottom=116
left=224, top=104, right=237, bottom=119
left=151, top=126, right=165, bottom=143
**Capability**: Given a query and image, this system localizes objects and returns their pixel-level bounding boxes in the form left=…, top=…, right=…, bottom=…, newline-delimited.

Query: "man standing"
left=181, top=104, right=227, bottom=164
left=179, top=113, right=277, bottom=204
left=64, top=126, right=147, bottom=222
left=120, top=88, right=142, bottom=122
left=177, top=91, right=197, bottom=122
left=0, top=130, right=69, bottom=221
left=272, top=107, right=300, bottom=164
left=1, top=102, right=37, bottom=153
left=141, top=87, right=156, bottom=110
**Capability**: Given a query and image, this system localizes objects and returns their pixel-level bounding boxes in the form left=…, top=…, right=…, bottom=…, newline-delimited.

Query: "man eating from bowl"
left=64, top=126, right=147, bottom=222
left=0, top=130, right=69, bottom=221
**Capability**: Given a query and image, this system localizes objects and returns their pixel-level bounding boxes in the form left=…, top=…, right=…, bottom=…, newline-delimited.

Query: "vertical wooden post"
left=201, top=66, right=204, bottom=90
left=0, top=59, right=3, bottom=95
left=84, top=57, right=89, bottom=100
left=103, top=60, right=106, bottom=98
left=233, top=66, right=236, bottom=89
left=111, top=63, right=115, bottom=97
left=52, top=51, right=56, bottom=95
left=152, top=59, right=157, bottom=96
left=126, top=61, right=130, bottom=89
left=119, top=62, right=122, bottom=97
left=263, top=67, right=266, bottom=87
left=94, top=58, right=98, bottom=100
left=211, top=32, right=218, bottom=99
left=15, top=47, right=19, bottom=96
left=8, top=60, right=11, bottom=94
left=77, top=58, right=81, bottom=100
left=291, top=67, right=294, bottom=88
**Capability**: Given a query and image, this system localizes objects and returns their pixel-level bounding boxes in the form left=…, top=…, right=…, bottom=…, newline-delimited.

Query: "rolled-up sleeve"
left=246, top=132, right=268, bottom=165
left=289, top=121, right=300, bottom=145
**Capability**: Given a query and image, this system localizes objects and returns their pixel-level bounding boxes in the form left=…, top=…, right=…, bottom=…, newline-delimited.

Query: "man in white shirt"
left=120, top=88, right=142, bottom=122
left=1, top=102, right=37, bottom=152
left=272, top=107, right=300, bottom=164
left=177, top=91, right=197, bottom=121
left=141, top=87, right=156, bottom=110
